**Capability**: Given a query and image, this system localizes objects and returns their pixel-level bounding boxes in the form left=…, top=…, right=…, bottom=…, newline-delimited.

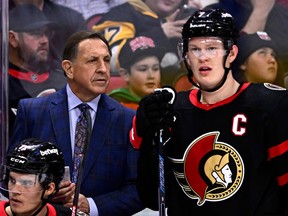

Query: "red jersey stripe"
left=277, top=172, right=288, bottom=186
left=268, top=140, right=288, bottom=160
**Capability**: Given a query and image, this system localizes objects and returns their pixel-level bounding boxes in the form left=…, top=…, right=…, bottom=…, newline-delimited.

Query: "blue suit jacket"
left=9, top=87, right=144, bottom=215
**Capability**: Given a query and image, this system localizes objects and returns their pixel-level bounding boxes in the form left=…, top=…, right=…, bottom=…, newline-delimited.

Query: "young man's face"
left=8, top=171, right=44, bottom=215
left=186, top=37, right=227, bottom=89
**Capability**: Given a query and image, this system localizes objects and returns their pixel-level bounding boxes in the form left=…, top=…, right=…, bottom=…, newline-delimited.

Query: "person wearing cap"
left=129, top=8, right=288, bottom=215
left=93, top=0, right=190, bottom=85
left=205, top=0, right=288, bottom=86
left=233, top=31, right=281, bottom=86
left=109, top=36, right=164, bottom=110
left=10, top=0, right=87, bottom=67
left=0, top=138, right=73, bottom=215
left=8, top=4, right=67, bottom=137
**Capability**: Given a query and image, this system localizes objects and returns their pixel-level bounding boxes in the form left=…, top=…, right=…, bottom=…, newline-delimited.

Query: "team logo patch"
left=30, top=73, right=38, bottom=82
left=264, top=83, right=286, bottom=91
left=169, top=131, right=244, bottom=206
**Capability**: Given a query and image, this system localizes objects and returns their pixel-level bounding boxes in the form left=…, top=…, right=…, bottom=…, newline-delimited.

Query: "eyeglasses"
left=25, top=30, right=55, bottom=40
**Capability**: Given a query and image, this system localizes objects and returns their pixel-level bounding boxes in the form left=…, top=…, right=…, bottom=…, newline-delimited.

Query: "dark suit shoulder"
left=19, top=88, right=66, bottom=107
left=101, top=94, right=135, bottom=115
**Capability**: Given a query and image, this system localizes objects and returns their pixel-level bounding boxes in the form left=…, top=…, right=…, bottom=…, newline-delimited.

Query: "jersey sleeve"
left=266, top=92, right=288, bottom=209
left=130, top=116, right=142, bottom=150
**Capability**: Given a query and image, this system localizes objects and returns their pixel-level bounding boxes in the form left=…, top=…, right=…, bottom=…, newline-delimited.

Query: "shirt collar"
left=66, top=84, right=101, bottom=112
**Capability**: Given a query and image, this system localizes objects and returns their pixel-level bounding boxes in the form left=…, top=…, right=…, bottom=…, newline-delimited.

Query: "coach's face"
left=63, top=38, right=111, bottom=102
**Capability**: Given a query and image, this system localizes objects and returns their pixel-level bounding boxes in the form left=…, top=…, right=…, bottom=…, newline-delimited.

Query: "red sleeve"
left=0, top=201, right=9, bottom=215
left=129, top=116, right=142, bottom=150
left=47, top=203, right=57, bottom=216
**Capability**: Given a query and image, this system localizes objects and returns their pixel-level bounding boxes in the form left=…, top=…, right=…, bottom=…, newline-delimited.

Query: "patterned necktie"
left=72, top=103, right=92, bottom=183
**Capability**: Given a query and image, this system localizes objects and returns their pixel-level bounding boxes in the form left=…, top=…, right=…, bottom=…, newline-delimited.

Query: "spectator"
left=51, top=0, right=127, bottom=19
left=93, top=0, right=191, bottom=85
left=233, top=31, right=281, bottom=85
left=109, top=36, right=164, bottom=110
left=130, top=8, right=288, bottom=215
left=10, top=0, right=87, bottom=68
left=0, top=138, right=72, bottom=215
left=205, top=0, right=288, bottom=88
left=8, top=4, right=67, bottom=137
left=8, top=30, right=144, bottom=215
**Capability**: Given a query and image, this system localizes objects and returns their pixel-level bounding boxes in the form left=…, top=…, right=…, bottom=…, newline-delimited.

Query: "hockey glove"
left=136, top=88, right=176, bottom=138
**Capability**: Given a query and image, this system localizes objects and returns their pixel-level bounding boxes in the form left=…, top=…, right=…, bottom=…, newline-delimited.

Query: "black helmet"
left=6, top=138, right=64, bottom=187
left=180, top=8, right=239, bottom=59
left=178, top=8, right=239, bottom=92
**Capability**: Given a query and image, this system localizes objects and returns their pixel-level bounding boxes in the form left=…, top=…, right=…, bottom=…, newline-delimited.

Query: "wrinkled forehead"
left=188, top=37, right=224, bottom=46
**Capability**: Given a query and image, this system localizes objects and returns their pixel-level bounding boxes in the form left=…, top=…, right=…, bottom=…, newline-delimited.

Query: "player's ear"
left=44, top=182, right=55, bottom=198
left=229, top=45, right=238, bottom=63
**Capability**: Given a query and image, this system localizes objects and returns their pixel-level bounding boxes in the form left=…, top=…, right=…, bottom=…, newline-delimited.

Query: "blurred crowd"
left=7, top=0, right=288, bottom=148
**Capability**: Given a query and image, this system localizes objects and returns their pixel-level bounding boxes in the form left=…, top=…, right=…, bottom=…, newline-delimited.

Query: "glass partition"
left=0, top=0, right=9, bottom=200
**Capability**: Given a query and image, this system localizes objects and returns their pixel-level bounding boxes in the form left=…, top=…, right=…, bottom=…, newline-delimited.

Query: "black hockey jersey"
left=133, top=83, right=288, bottom=215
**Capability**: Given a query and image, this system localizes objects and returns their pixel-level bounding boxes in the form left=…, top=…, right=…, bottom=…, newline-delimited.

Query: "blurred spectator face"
left=240, top=47, right=278, bottom=83
left=144, top=0, right=183, bottom=17
left=11, top=26, right=51, bottom=67
left=124, top=56, right=161, bottom=98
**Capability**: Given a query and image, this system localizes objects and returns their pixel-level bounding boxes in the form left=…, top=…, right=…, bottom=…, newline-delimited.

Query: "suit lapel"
left=49, top=88, right=73, bottom=167
left=82, top=94, right=115, bottom=180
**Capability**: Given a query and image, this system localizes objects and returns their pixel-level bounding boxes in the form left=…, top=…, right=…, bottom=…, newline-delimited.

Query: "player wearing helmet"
left=0, top=138, right=73, bottom=216
left=130, top=8, right=288, bottom=215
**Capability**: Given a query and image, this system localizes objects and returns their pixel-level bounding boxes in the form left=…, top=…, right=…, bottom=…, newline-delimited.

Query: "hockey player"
left=0, top=138, right=72, bottom=216
left=130, top=8, right=288, bottom=216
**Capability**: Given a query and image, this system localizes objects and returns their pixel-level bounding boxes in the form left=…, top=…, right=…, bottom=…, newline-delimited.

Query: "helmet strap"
left=9, top=190, right=47, bottom=216
left=30, top=190, right=48, bottom=216
left=31, top=186, right=58, bottom=216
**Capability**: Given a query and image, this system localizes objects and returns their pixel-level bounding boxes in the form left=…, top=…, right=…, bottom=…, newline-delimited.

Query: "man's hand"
left=162, top=19, right=187, bottom=39
left=162, top=8, right=187, bottom=39
left=51, top=180, right=75, bottom=204
left=64, top=193, right=90, bottom=215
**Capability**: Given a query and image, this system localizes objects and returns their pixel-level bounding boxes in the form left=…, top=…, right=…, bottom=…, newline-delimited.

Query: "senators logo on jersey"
left=169, top=131, right=244, bottom=206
